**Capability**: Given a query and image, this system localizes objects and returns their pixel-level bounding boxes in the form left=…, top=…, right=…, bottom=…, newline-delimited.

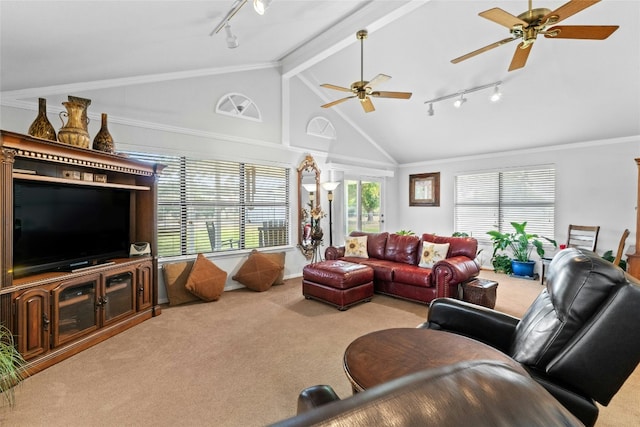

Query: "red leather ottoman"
left=302, top=260, right=374, bottom=310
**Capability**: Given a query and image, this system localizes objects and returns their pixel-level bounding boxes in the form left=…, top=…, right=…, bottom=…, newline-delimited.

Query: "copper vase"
left=58, top=101, right=90, bottom=148
left=93, top=113, right=115, bottom=153
left=28, top=98, right=57, bottom=141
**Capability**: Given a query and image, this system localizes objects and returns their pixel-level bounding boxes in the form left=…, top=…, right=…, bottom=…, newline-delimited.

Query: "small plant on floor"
left=396, top=230, right=415, bottom=236
left=492, top=254, right=513, bottom=274
left=0, top=324, right=26, bottom=407
left=602, top=250, right=627, bottom=271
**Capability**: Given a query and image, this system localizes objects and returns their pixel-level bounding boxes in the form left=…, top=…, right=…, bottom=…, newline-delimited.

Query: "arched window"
left=216, top=93, right=261, bottom=121
left=306, top=116, right=336, bottom=139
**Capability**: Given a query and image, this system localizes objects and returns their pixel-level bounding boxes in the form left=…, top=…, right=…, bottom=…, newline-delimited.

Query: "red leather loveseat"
left=324, top=232, right=479, bottom=304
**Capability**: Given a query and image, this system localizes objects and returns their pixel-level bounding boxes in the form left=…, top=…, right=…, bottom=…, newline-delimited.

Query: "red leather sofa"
left=324, top=231, right=480, bottom=304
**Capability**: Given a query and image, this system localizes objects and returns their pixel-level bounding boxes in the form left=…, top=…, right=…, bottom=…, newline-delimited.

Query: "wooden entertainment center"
left=0, top=130, right=163, bottom=375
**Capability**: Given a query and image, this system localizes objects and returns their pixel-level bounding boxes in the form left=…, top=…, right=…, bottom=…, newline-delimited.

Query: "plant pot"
left=511, top=260, right=535, bottom=277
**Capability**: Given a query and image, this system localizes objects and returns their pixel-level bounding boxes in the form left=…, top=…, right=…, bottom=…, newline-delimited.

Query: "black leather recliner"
left=420, top=247, right=640, bottom=426
left=270, top=360, right=582, bottom=427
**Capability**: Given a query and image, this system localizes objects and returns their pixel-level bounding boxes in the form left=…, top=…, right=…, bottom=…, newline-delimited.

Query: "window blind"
left=455, top=167, right=555, bottom=244
left=127, top=152, right=289, bottom=257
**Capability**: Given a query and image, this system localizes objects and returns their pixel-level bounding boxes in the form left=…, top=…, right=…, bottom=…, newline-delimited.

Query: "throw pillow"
left=232, top=251, right=282, bottom=292
left=251, top=249, right=286, bottom=285
left=419, top=242, right=450, bottom=268
left=344, top=235, right=369, bottom=258
left=163, top=261, right=200, bottom=306
left=185, top=253, right=227, bottom=302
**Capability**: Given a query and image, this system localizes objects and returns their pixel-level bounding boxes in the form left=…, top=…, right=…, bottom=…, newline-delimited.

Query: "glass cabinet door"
left=103, top=271, right=135, bottom=324
left=52, top=277, right=99, bottom=347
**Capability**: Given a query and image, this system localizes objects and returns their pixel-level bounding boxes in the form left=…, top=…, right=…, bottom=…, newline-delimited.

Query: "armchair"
left=420, top=247, right=640, bottom=427
left=270, top=361, right=581, bottom=427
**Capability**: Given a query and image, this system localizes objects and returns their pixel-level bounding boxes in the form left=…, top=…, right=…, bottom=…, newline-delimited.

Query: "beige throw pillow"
left=419, top=242, right=450, bottom=268
left=344, top=235, right=369, bottom=258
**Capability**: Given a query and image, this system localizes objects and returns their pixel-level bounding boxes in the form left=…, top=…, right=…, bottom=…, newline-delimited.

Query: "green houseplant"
left=0, top=324, right=26, bottom=407
left=487, top=221, right=556, bottom=277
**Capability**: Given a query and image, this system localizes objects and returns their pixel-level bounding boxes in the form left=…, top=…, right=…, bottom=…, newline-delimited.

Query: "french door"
left=345, top=179, right=383, bottom=234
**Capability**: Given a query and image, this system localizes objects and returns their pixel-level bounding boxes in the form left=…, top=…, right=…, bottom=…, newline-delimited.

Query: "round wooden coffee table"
left=343, top=328, right=524, bottom=392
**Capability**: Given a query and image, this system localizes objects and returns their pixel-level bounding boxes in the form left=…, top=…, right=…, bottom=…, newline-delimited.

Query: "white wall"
left=391, top=137, right=639, bottom=271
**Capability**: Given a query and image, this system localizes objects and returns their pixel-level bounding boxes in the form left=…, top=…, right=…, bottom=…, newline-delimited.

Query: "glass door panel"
left=53, top=278, right=99, bottom=347
left=104, top=271, right=135, bottom=324
left=346, top=179, right=382, bottom=234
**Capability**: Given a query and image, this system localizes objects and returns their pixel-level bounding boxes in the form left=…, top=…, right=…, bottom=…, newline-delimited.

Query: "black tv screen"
left=13, top=180, right=131, bottom=278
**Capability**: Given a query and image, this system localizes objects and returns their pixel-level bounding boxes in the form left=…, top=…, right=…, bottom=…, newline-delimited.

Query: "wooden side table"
left=343, top=328, right=524, bottom=392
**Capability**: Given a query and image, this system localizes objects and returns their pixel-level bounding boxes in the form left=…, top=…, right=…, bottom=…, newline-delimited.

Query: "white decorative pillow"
left=419, top=242, right=450, bottom=268
left=344, top=235, right=369, bottom=258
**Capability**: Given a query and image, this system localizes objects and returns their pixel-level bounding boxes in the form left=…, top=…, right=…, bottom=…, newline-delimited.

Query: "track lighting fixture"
left=424, top=80, right=502, bottom=116
left=490, top=84, right=502, bottom=102
left=453, top=95, right=466, bottom=108
left=210, top=0, right=272, bottom=43
left=224, top=24, right=239, bottom=49
left=253, top=0, right=272, bottom=15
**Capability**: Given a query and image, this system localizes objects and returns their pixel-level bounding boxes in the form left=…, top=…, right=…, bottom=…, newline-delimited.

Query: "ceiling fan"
left=451, top=0, right=619, bottom=71
left=320, top=29, right=412, bottom=113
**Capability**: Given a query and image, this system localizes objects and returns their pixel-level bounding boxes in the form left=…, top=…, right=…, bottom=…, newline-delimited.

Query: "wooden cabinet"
left=0, top=130, right=162, bottom=375
left=14, top=288, right=50, bottom=360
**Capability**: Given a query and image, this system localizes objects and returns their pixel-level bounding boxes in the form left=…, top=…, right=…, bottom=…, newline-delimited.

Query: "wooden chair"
left=613, top=229, right=630, bottom=267
left=258, top=220, right=288, bottom=247
left=567, top=225, right=600, bottom=252
left=206, top=221, right=239, bottom=250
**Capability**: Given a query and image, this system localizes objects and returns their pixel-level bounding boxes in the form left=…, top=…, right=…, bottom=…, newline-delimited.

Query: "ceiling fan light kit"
left=451, top=0, right=619, bottom=71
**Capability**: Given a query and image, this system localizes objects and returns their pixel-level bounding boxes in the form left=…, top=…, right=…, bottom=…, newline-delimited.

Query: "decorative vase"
left=511, top=260, right=536, bottom=278
left=93, top=113, right=115, bottom=153
left=67, top=95, right=91, bottom=132
left=58, top=101, right=90, bottom=148
left=27, top=98, right=57, bottom=141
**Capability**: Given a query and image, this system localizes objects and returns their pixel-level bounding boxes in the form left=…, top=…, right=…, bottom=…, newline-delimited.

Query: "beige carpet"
left=1, top=270, right=638, bottom=426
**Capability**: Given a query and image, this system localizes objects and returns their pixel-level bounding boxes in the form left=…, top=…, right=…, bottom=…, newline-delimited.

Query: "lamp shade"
left=322, top=182, right=340, bottom=192
left=302, top=183, right=317, bottom=193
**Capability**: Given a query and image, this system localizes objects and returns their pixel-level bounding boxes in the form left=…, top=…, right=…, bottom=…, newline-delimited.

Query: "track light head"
left=453, top=95, right=466, bottom=108
left=253, top=0, right=272, bottom=15
left=490, top=85, right=502, bottom=102
left=224, top=23, right=239, bottom=49
left=427, top=103, right=434, bottom=116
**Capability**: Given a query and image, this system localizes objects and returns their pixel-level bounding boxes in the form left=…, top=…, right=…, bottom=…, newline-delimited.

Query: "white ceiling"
left=1, top=0, right=638, bottom=165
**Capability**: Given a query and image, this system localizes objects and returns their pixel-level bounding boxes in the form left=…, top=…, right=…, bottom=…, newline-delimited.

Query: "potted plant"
left=0, top=324, right=26, bottom=407
left=487, top=221, right=556, bottom=278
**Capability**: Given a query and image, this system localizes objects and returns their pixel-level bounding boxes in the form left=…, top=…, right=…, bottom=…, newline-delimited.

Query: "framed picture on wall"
left=409, top=172, right=440, bottom=206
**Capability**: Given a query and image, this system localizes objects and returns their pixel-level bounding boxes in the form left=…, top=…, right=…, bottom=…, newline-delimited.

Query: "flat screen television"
left=13, top=180, right=131, bottom=278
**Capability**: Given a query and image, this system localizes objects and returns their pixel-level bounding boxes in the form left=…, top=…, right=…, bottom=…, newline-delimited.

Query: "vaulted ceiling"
left=1, top=1, right=638, bottom=165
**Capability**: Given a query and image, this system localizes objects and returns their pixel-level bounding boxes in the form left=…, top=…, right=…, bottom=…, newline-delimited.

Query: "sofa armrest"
left=325, top=246, right=345, bottom=260
left=419, top=298, right=519, bottom=353
left=432, top=256, right=480, bottom=298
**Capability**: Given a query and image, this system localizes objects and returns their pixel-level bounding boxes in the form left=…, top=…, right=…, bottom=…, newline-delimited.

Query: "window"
left=216, top=93, right=261, bottom=121
left=346, top=179, right=383, bottom=234
left=127, top=152, right=289, bottom=257
left=306, top=116, right=336, bottom=139
left=454, top=167, right=555, bottom=244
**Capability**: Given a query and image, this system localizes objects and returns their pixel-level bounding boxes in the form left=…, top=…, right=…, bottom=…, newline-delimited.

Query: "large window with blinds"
left=454, top=167, right=555, bottom=245
left=128, top=152, right=290, bottom=257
